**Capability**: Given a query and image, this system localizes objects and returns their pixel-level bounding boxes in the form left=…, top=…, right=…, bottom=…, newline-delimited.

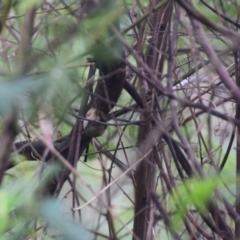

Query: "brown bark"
left=0, top=116, right=17, bottom=184
left=235, top=51, right=240, bottom=239
left=133, top=1, right=172, bottom=239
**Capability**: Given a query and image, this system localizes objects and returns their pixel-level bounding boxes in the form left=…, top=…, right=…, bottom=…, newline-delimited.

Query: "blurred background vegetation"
left=0, top=0, right=240, bottom=239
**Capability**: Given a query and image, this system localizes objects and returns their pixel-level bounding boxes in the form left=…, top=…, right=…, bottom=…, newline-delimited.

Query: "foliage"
left=0, top=0, right=240, bottom=239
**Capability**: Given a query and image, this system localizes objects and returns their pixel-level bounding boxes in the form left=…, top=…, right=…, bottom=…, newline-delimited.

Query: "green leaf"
left=18, top=0, right=41, bottom=14
left=41, top=199, right=89, bottom=240
left=171, top=177, right=218, bottom=229
left=0, top=191, right=9, bottom=234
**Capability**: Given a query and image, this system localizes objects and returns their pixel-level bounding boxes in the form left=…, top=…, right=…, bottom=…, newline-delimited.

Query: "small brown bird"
left=83, top=108, right=107, bottom=137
